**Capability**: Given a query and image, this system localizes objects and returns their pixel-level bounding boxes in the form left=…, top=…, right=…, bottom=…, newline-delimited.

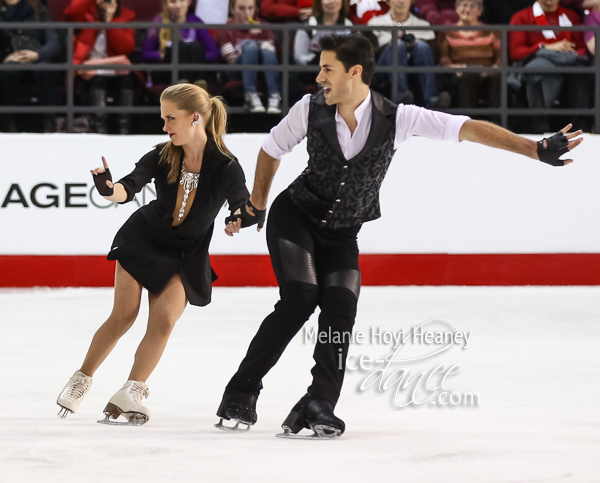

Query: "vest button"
left=328, top=210, right=333, bottom=213
left=340, top=182, right=345, bottom=186
left=343, top=165, right=348, bottom=169
left=335, top=199, right=341, bottom=203
left=321, top=220, right=326, bottom=223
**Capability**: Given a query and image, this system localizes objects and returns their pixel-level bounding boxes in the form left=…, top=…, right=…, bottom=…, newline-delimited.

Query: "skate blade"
left=57, top=406, right=72, bottom=419
left=276, top=424, right=342, bottom=440
left=214, top=418, right=251, bottom=432
left=97, top=403, right=149, bottom=426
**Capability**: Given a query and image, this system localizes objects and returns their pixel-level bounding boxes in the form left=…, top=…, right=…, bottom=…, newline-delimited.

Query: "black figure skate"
left=215, top=390, right=258, bottom=432
left=277, top=396, right=345, bottom=440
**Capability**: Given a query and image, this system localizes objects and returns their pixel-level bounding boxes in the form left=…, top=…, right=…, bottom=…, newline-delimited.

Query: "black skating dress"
left=106, top=140, right=249, bottom=306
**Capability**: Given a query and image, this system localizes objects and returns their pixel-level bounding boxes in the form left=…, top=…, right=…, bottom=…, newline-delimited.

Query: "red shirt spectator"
left=348, top=0, right=388, bottom=24
left=509, top=4, right=586, bottom=62
left=414, top=0, right=459, bottom=25
left=64, top=0, right=135, bottom=64
left=260, top=0, right=314, bottom=22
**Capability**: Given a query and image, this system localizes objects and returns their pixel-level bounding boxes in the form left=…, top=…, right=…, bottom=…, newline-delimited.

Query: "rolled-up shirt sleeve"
left=261, top=94, right=310, bottom=159
left=394, top=104, right=470, bottom=148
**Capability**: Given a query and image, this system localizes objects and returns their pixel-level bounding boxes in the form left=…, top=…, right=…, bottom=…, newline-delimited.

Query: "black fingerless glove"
left=92, top=169, right=114, bottom=196
left=537, top=131, right=569, bottom=167
left=225, top=200, right=266, bottom=229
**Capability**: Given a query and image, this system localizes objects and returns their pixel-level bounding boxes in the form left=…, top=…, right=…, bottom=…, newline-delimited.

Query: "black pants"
left=227, top=190, right=362, bottom=407
left=152, top=40, right=207, bottom=85
left=0, top=65, right=58, bottom=120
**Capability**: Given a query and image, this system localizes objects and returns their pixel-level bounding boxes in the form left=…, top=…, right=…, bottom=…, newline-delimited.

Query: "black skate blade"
left=276, top=424, right=342, bottom=440
left=214, top=418, right=251, bottom=432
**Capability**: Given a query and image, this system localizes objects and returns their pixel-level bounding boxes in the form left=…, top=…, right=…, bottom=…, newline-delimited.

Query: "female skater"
left=57, top=82, right=250, bottom=425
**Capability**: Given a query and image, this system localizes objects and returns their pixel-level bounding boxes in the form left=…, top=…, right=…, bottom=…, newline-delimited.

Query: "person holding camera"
left=64, top=0, right=136, bottom=134
left=0, top=0, right=60, bottom=132
left=369, top=0, right=448, bottom=107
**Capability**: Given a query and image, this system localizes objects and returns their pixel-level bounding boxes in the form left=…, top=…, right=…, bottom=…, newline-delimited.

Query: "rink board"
left=1, top=133, right=599, bottom=286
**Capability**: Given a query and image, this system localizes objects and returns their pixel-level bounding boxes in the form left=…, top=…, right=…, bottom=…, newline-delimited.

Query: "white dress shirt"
left=262, top=92, right=470, bottom=161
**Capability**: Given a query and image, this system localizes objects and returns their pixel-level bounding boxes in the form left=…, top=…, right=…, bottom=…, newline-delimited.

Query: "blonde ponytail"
left=208, top=96, right=232, bottom=159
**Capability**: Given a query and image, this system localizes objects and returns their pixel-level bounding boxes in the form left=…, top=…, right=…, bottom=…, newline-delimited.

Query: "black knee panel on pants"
left=276, top=282, right=319, bottom=322
left=319, top=286, right=358, bottom=326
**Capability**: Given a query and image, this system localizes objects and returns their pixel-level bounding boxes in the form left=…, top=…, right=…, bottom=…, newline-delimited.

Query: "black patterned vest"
left=287, top=89, right=398, bottom=230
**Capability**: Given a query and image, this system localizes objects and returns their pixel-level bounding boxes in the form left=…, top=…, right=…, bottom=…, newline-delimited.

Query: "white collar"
left=533, top=1, right=572, bottom=39
left=335, top=90, right=372, bottom=127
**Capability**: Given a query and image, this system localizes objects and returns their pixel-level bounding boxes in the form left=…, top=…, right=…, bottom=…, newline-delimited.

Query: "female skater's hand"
left=224, top=200, right=266, bottom=236
left=91, top=157, right=115, bottom=196
left=225, top=207, right=243, bottom=236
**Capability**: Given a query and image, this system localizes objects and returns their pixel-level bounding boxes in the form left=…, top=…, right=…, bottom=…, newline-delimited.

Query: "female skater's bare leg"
left=128, top=273, right=187, bottom=382
left=57, top=262, right=142, bottom=416
left=79, top=262, right=143, bottom=377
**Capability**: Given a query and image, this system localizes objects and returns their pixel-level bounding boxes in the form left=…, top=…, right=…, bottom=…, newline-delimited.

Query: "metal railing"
left=0, top=21, right=598, bottom=132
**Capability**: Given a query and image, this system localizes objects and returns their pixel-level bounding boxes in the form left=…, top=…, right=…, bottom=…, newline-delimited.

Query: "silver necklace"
left=178, top=161, right=199, bottom=221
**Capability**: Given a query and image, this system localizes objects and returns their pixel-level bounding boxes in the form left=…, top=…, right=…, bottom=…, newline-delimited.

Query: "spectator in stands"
left=261, top=0, right=313, bottom=22
left=0, top=0, right=60, bottom=132
left=584, top=2, right=600, bottom=53
left=217, top=0, right=282, bottom=113
left=349, top=0, right=388, bottom=24
left=414, top=0, right=458, bottom=24
left=510, top=0, right=590, bottom=132
left=481, top=1, right=596, bottom=24
left=294, top=0, right=352, bottom=67
left=369, top=0, right=448, bottom=107
left=142, top=0, right=219, bottom=88
left=438, top=0, right=500, bottom=110
left=64, top=0, right=136, bottom=134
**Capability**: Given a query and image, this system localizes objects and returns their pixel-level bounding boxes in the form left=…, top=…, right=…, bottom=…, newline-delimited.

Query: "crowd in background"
left=0, top=0, right=599, bottom=134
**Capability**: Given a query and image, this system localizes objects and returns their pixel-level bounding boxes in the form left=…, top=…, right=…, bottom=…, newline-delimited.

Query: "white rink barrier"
left=1, top=132, right=599, bottom=256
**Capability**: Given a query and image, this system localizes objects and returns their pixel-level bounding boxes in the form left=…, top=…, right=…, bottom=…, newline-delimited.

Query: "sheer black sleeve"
left=116, top=149, right=159, bottom=203
left=219, top=157, right=250, bottom=213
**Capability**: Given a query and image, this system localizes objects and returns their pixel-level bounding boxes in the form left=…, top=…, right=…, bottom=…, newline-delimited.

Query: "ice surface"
left=1, top=286, right=599, bottom=482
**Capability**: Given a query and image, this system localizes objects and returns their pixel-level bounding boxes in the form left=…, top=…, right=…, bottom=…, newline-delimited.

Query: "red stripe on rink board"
left=1, top=254, right=600, bottom=287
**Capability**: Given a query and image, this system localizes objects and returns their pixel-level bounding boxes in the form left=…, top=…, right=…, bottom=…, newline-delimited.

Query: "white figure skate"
left=57, top=370, right=93, bottom=418
left=98, top=380, right=151, bottom=426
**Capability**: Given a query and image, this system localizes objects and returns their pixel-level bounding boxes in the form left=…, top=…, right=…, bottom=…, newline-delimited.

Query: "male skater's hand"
left=537, top=124, right=583, bottom=166
left=224, top=199, right=266, bottom=236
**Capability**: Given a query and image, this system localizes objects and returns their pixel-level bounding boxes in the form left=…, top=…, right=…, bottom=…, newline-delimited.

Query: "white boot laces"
left=66, top=374, right=91, bottom=401
left=129, top=382, right=150, bottom=403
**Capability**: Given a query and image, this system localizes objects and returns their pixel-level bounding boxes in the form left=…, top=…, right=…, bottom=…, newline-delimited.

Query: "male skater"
left=216, top=34, right=582, bottom=438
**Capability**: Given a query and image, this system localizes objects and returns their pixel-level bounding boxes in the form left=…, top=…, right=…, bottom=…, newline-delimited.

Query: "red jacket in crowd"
left=64, top=0, right=136, bottom=64
left=260, top=0, right=313, bottom=22
left=509, top=5, right=586, bottom=62
left=415, top=0, right=459, bottom=25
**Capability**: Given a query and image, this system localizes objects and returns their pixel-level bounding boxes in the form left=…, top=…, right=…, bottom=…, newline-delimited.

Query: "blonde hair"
left=158, top=0, right=190, bottom=54
left=159, top=82, right=232, bottom=184
left=159, top=1, right=173, bottom=55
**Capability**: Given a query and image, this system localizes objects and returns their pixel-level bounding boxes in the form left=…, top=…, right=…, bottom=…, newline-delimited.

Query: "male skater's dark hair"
left=318, top=34, right=375, bottom=86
